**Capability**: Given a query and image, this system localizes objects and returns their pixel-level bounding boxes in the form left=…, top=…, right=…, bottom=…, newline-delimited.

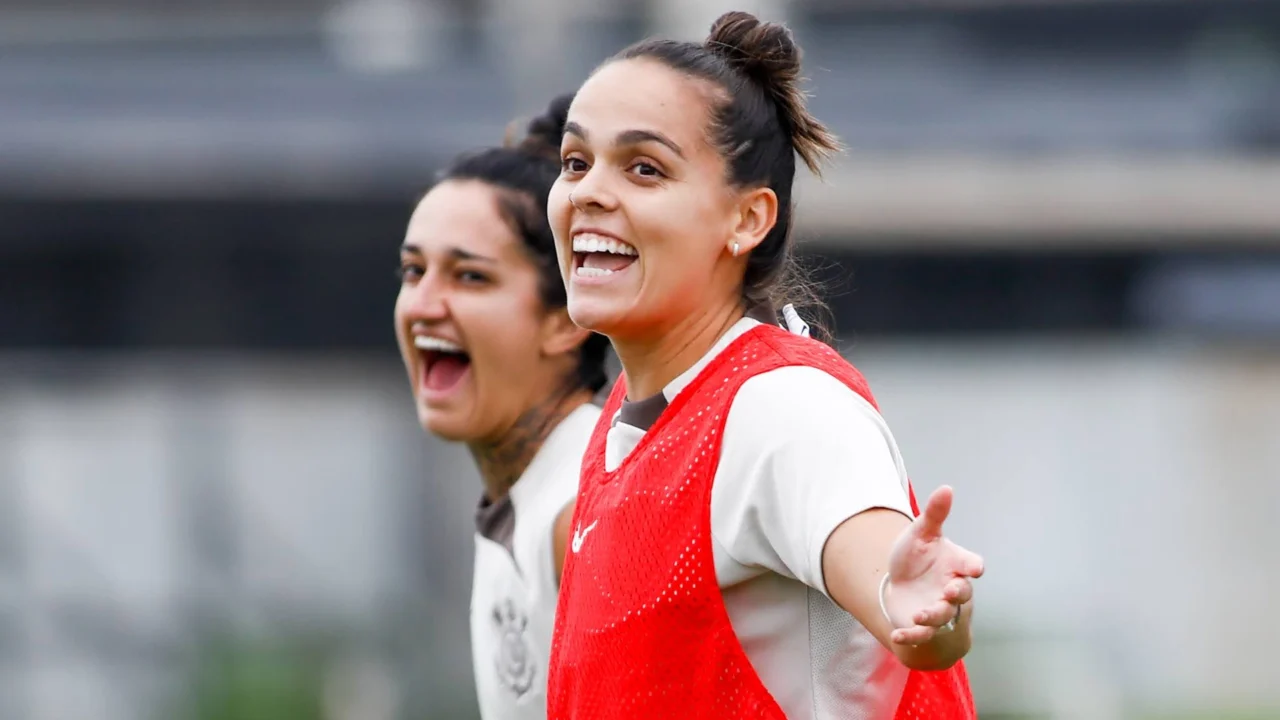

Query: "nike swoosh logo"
left=571, top=520, right=598, bottom=553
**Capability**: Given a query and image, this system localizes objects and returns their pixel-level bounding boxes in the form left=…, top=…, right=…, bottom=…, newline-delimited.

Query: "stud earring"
left=731, top=241, right=740, bottom=257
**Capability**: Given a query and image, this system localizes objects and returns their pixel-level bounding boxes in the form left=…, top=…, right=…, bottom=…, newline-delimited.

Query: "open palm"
left=883, top=485, right=985, bottom=646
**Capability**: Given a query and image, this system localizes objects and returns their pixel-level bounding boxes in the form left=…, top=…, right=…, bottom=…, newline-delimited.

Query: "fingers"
left=943, top=577, right=973, bottom=606
left=892, top=624, right=937, bottom=647
left=913, top=599, right=958, bottom=628
left=942, top=544, right=985, bottom=579
left=959, top=550, right=985, bottom=579
left=915, top=485, right=953, bottom=540
left=895, top=598, right=962, bottom=647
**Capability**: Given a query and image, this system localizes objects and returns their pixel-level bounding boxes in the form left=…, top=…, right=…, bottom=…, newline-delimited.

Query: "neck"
left=468, top=383, right=594, bottom=503
left=613, top=298, right=745, bottom=400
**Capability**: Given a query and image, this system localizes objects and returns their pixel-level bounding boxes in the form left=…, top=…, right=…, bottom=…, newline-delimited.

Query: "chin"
left=567, top=297, right=627, bottom=336
left=419, top=406, right=475, bottom=443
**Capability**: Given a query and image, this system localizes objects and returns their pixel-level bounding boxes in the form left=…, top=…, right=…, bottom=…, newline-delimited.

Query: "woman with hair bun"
left=546, top=12, right=985, bottom=719
left=394, top=95, right=610, bottom=720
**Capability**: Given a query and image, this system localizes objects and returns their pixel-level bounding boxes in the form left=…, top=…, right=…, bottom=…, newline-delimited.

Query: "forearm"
left=821, top=510, right=913, bottom=649
left=822, top=507, right=979, bottom=672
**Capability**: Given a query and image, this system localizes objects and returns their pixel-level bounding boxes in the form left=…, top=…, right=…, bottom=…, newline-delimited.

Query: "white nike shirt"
left=470, top=404, right=600, bottom=720
left=603, top=318, right=916, bottom=720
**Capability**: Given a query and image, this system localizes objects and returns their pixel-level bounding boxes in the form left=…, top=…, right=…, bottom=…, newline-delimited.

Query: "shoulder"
left=728, top=364, right=887, bottom=442
left=718, top=363, right=906, bottom=506
left=531, top=403, right=599, bottom=486
left=711, top=365, right=912, bottom=589
left=506, top=404, right=597, bottom=539
left=557, top=402, right=603, bottom=460
left=718, top=364, right=909, bottom=512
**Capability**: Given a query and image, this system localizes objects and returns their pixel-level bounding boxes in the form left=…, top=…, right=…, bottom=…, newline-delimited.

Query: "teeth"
left=572, top=233, right=637, bottom=256
left=414, top=336, right=464, bottom=353
left=575, top=266, right=615, bottom=278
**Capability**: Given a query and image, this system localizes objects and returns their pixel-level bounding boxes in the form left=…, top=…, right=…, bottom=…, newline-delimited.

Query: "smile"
left=571, top=232, right=638, bottom=281
left=413, top=334, right=472, bottom=400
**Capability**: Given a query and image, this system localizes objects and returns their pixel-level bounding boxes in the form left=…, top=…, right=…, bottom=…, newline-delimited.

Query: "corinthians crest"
left=491, top=597, right=537, bottom=699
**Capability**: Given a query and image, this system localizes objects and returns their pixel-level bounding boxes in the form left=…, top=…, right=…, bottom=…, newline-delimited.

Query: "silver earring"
left=731, top=241, right=740, bottom=257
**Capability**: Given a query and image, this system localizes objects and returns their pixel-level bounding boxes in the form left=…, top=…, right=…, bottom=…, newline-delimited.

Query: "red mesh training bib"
left=547, top=325, right=977, bottom=719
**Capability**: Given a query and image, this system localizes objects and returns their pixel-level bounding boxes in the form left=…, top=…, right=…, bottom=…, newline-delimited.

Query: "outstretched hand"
left=882, top=486, right=985, bottom=646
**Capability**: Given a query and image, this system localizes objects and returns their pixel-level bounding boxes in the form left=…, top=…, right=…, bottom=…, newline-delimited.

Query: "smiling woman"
left=393, top=94, right=611, bottom=720
left=546, top=11, right=986, bottom=720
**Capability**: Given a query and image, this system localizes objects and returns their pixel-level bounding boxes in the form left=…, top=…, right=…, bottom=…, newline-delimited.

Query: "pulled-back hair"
left=615, top=11, right=842, bottom=342
left=434, top=94, right=611, bottom=393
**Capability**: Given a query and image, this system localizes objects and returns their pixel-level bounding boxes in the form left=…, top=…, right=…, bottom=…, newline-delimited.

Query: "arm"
left=718, top=368, right=983, bottom=671
left=821, top=488, right=983, bottom=671
left=552, top=500, right=575, bottom=585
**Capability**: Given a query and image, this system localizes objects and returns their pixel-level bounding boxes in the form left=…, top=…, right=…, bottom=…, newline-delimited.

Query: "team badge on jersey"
left=492, top=597, right=537, bottom=699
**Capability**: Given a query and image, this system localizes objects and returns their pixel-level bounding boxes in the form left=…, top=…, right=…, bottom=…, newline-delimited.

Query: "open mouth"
left=572, top=233, right=638, bottom=278
left=414, top=335, right=471, bottom=394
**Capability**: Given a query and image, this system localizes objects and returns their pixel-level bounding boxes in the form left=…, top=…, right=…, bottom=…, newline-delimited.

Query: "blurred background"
left=2, top=0, right=1279, bottom=718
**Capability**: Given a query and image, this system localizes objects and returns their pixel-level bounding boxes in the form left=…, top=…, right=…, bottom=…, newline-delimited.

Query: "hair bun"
left=704, top=11, right=800, bottom=91
left=704, top=11, right=840, bottom=175
left=512, top=93, right=573, bottom=161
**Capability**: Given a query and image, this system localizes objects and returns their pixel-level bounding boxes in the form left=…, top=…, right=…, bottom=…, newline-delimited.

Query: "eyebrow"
left=564, top=122, right=685, bottom=159
left=399, top=244, right=498, bottom=263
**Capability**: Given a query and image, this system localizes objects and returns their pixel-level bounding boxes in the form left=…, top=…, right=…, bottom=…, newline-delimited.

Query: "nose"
left=399, top=269, right=451, bottom=324
left=569, top=164, right=618, bottom=213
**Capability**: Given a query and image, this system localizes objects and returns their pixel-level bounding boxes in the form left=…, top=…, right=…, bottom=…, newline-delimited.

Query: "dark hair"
left=432, top=94, right=611, bottom=394
left=614, top=11, right=842, bottom=343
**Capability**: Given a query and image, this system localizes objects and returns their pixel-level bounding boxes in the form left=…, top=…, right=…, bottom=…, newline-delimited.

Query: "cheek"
left=471, top=293, right=546, bottom=370
left=547, top=185, right=572, bottom=256
left=392, top=291, right=412, bottom=351
left=548, top=180, right=570, bottom=217
left=643, top=202, right=720, bottom=272
left=477, top=328, right=542, bottom=399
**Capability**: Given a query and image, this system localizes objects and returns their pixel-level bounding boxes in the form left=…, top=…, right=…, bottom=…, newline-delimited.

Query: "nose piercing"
left=569, top=192, right=580, bottom=210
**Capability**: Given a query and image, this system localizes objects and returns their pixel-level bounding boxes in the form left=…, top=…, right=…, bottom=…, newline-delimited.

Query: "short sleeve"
left=709, top=365, right=914, bottom=595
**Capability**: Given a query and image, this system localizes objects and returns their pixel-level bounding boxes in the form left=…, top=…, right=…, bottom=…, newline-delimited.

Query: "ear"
left=728, top=186, right=778, bottom=257
left=540, top=307, right=592, bottom=358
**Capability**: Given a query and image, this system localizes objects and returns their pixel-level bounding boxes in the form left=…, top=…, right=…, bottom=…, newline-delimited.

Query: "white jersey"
left=604, top=318, right=916, bottom=720
left=470, top=404, right=600, bottom=720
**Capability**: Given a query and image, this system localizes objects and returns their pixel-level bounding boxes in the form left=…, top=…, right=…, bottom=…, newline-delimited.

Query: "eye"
left=397, top=262, right=423, bottom=283
left=457, top=269, right=490, bottom=285
left=630, top=161, right=664, bottom=178
left=562, top=156, right=589, bottom=174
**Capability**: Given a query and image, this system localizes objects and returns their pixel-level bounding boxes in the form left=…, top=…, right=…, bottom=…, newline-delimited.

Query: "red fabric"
left=547, top=324, right=975, bottom=719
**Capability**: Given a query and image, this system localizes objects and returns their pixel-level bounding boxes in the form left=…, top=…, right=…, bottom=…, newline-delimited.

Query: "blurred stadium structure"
left=2, top=0, right=1279, bottom=718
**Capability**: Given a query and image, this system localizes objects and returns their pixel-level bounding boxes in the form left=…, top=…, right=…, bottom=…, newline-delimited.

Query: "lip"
left=571, top=227, right=627, bottom=243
